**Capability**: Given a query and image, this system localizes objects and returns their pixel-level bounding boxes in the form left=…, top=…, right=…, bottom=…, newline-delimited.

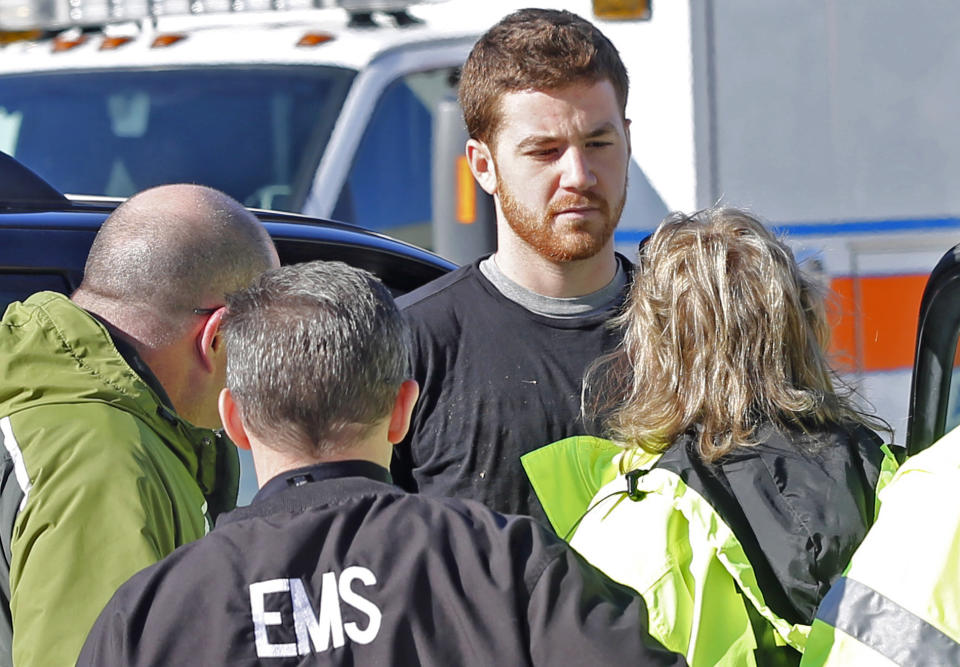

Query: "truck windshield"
left=0, top=66, right=355, bottom=211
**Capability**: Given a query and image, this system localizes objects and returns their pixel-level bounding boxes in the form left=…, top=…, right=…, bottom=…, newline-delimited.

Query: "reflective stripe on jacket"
left=801, top=426, right=960, bottom=666
left=524, top=432, right=899, bottom=667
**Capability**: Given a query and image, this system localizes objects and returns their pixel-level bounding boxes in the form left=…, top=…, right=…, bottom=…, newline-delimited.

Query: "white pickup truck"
left=0, top=0, right=496, bottom=250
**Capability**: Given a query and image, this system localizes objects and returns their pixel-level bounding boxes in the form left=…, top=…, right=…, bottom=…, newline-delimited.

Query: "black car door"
left=907, top=242, right=960, bottom=455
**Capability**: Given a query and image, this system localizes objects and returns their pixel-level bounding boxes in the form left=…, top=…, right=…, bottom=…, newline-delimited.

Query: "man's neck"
left=492, top=240, right=619, bottom=298
left=251, top=433, right=392, bottom=490
left=84, top=309, right=177, bottom=410
left=72, top=290, right=161, bottom=351
left=73, top=293, right=207, bottom=426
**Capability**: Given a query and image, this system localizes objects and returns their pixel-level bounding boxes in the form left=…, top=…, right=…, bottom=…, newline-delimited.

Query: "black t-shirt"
left=392, top=257, right=630, bottom=525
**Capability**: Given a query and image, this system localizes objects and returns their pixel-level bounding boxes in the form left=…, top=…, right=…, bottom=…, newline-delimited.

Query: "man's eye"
left=529, top=148, right=558, bottom=158
left=588, top=140, right=614, bottom=149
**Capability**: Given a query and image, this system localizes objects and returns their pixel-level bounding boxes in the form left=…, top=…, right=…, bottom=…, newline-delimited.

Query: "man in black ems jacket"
left=78, top=261, right=683, bottom=666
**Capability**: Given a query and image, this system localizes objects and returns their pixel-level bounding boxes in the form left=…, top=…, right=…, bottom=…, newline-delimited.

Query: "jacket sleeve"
left=521, top=436, right=622, bottom=538
left=74, top=602, right=131, bottom=667
left=525, top=539, right=687, bottom=666
left=8, top=405, right=196, bottom=666
left=801, top=441, right=960, bottom=667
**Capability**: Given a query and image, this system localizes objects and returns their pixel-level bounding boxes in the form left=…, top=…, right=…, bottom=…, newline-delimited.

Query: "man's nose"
left=558, top=148, right=598, bottom=190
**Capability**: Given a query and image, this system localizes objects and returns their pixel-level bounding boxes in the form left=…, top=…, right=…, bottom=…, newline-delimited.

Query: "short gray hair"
left=221, top=261, right=410, bottom=457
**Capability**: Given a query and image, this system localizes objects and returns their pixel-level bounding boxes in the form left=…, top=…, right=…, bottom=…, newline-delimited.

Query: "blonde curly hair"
left=585, top=207, right=881, bottom=462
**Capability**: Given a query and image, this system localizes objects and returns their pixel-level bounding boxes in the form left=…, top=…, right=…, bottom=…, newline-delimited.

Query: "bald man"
left=0, top=184, right=279, bottom=667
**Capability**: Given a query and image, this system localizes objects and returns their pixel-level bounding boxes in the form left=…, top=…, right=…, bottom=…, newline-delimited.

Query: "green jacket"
left=524, top=430, right=898, bottom=667
left=0, top=292, right=239, bottom=666
left=801, top=426, right=960, bottom=666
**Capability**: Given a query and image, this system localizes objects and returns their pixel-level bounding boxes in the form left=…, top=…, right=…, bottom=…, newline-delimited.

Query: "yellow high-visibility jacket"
left=801, top=425, right=960, bottom=666
left=524, top=425, right=898, bottom=667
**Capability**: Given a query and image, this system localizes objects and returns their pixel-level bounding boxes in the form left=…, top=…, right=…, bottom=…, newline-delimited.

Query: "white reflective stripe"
left=817, top=576, right=960, bottom=666
left=201, top=500, right=210, bottom=534
left=0, top=416, right=32, bottom=512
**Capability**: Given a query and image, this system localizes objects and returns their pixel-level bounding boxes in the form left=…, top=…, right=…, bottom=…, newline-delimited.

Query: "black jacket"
left=659, top=420, right=889, bottom=627
left=79, top=460, right=684, bottom=666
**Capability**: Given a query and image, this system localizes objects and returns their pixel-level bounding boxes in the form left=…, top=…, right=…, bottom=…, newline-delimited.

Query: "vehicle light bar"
left=592, top=0, right=651, bottom=21
left=100, top=33, right=132, bottom=47
left=296, top=31, right=333, bottom=46
left=0, top=28, right=40, bottom=42
left=51, top=29, right=86, bottom=50
left=0, top=0, right=442, bottom=31
left=150, top=31, right=184, bottom=46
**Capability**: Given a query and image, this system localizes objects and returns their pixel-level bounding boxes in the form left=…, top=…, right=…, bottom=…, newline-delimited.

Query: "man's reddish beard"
left=497, top=173, right=626, bottom=263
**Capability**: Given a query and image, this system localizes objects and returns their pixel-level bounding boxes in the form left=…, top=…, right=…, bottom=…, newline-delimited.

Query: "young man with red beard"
left=392, top=8, right=632, bottom=526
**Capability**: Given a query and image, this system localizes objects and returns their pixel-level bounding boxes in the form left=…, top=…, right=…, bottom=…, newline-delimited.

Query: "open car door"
left=907, top=243, right=960, bottom=455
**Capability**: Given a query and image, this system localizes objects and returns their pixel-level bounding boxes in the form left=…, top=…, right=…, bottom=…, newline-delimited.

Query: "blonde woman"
left=524, top=208, right=899, bottom=667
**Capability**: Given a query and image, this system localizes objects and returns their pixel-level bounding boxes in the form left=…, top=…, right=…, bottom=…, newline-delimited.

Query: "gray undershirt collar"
left=479, top=254, right=627, bottom=318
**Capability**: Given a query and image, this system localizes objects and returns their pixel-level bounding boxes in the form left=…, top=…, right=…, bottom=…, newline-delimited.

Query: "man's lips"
left=550, top=194, right=606, bottom=217
left=553, top=205, right=602, bottom=219
left=558, top=205, right=597, bottom=213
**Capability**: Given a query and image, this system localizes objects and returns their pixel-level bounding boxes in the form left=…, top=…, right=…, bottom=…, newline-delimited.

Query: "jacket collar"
left=89, top=312, right=175, bottom=410
left=255, top=460, right=392, bottom=502
left=219, top=460, right=396, bottom=528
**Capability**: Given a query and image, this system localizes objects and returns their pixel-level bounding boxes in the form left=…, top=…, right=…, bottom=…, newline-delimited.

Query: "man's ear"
left=466, top=139, right=497, bottom=196
left=387, top=380, right=420, bottom=445
left=197, top=306, right=226, bottom=373
left=219, top=388, right=251, bottom=451
left=624, top=117, right=632, bottom=158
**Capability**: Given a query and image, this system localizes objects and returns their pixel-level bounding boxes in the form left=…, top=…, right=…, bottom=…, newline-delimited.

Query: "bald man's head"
left=76, top=184, right=279, bottom=344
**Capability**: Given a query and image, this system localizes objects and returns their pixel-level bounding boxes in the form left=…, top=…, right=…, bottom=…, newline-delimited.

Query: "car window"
left=0, top=272, right=71, bottom=309
left=332, top=67, right=459, bottom=247
left=0, top=67, right=354, bottom=212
